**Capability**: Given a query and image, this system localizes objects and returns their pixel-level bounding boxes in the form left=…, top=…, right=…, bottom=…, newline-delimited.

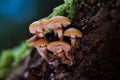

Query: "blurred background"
left=0, top=0, right=63, bottom=51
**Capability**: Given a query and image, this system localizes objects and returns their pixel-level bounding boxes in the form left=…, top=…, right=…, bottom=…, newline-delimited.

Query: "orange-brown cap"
left=29, top=20, right=48, bottom=34
left=39, top=19, right=48, bottom=30
left=64, top=27, right=83, bottom=38
left=47, top=41, right=71, bottom=53
left=46, top=16, right=71, bottom=28
left=33, top=38, right=49, bottom=47
left=27, top=35, right=39, bottom=45
left=29, top=21, right=40, bottom=34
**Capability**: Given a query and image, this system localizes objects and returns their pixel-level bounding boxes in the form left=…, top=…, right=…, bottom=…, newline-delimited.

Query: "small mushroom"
left=29, top=20, right=47, bottom=38
left=33, top=38, right=50, bottom=61
left=46, top=16, right=71, bottom=40
left=64, top=27, right=83, bottom=46
left=27, top=35, right=39, bottom=45
left=47, top=41, right=72, bottom=64
left=29, top=21, right=40, bottom=33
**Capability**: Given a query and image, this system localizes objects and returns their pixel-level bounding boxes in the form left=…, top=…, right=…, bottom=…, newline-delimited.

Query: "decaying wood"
left=21, top=0, right=120, bottom=80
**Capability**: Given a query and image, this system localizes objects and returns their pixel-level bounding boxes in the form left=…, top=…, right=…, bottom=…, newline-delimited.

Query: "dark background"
left=0, top=0, right=63, bottom=51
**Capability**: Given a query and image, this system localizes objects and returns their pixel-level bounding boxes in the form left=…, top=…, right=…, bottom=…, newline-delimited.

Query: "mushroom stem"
left=36, top=28, right=44, bottom=38
left=61, top=55, right=71, bottom=65
left=57, top=28, right=63, bottom=40
left=64, top=52, right=74, bottom=61
left=53, top=30, right=57, bottom=40
left=57, top=49, right=64, bottom=57
left=36, top=47, right=49, bottom=61
left=37, top=32, right=44, bottom=38
left=70, top=35, right=76, bottom=46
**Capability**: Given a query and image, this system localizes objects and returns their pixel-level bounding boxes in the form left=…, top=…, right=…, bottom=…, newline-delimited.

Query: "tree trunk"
left=23, top=0, right=120, bottom=80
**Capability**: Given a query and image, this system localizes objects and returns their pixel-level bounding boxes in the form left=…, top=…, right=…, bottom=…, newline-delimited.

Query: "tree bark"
left=23, top=0, right=120, bottom=80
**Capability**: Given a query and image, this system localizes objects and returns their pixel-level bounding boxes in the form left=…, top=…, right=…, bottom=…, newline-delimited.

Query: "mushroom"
left=29, top=20, right=48, bottom=38
left=64, top=27, right=83, bottom=46
left=47, top=41, right=72, bottom=64
left=46, top=16, right=71, bottom=40
left=33, top=38, right=50, bottom=61
left=27, top=35, right=39, bottom=45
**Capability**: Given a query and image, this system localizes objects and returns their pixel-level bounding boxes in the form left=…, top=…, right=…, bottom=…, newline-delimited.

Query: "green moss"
left=0, top=42, right=31, bottom=79
left=0, top=50, right=14, bottom=78
left=0, top=68, right=10, bottom=78
left=12, top=42, right=31, bottom=66
left=41, top=0, right=78, bottom=21
left=48, top=4, right=69, bottom=18
left=0, top=50, right=14, bottom=67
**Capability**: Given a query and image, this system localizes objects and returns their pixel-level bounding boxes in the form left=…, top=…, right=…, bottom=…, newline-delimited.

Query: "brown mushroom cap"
left=64, top=27, right=83, bottom=38
left=29, top=20, right=48, bottom=34
left=27, top=35, right=39, bottom=45
left=47, top=41, right=71, bottom=53
left=29, top=21, right=41, bottom=34
left=39, top=19, right=48, bottom=31
left=46, top=16, right=71, bottom=28
left=33, top=38, right=49, bottom=47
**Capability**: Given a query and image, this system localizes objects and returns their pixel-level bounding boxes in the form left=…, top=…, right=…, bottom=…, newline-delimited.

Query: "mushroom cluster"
left=28, top=16, right=83, bottom=65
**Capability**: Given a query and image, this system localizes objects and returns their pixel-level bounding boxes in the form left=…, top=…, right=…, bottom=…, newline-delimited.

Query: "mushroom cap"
left=27, top=35, right=39, bottom=45
left=40, top=19, right=48, bottom=30
left=64, top=27, right=83, bottom=38
left=33, top=38, right=49, bottom=47
left=29, top=21, right=41, bottom=34
left=46, top=16, right=71, bottom=29
left=29, top=20, right=48, bottom=34
left=47, top=41, right=71, bottom=53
